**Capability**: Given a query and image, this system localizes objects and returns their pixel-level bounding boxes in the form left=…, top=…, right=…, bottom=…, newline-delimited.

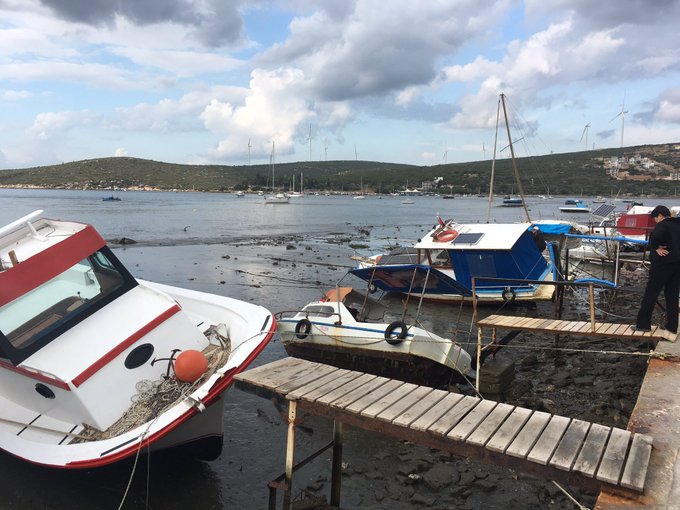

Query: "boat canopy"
left=350, top=265, right=473, bottom=296
left=415, top=222, right=534, bottom=251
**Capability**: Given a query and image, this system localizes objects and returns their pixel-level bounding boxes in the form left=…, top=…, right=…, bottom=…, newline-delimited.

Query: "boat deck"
left=234, top=356, right=652, bottom=504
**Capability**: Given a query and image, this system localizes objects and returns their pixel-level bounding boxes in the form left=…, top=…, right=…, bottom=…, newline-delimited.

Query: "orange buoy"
left=174, top=349, right=208, bottom=382
left=437, top=229, right=458, bottom=242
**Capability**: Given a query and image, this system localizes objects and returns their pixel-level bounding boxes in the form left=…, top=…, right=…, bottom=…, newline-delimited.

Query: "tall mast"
left=500, top=93, right=531, bottom=222
left=486, top=97, right=501, bottom=223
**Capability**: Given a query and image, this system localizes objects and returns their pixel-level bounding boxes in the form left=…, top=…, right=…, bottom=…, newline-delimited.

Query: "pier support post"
left=330, top=420, right=344, bottom=506
left=589, top=283, right=596, bottom=332
left=283, top=400, right=297, bottom=510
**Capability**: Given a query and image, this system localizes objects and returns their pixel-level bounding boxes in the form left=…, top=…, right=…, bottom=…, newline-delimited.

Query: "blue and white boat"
left=560, top=199, right=591, bottom=213
left=350, top=217, right=556, bottom=304
left=276, top=287, right=473, bottom=387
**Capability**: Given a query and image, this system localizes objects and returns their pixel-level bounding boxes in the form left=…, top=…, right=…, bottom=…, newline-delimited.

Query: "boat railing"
left=275, top=309, right=344, bottom=325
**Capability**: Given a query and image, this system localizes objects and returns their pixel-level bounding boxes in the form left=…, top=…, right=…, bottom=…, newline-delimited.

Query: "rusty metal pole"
left=589, top=283, right=596, bottom=331
left=283, top=400, right=297, bottom=510
left=330, top=420, right=344, bottom=506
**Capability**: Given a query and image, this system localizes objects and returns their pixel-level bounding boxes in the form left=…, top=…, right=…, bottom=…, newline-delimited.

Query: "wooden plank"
left=527, top=415, right=571, bottom=465
left=476, top=314, right=503, bottom=326
left=286, top=368, right=352, bottom=400
left=275, top=363, right=342, bottom=394
left=506, top=411, right=552, bottom=459
left=620, top=434, right=653, bottom=491
left=466, top=403, right=515, bottom=447
left=301, top=370, right=363, bottom=402
left=360, top=382, right=419, bottom=418
left=540, top=319, right=562, bottom=331
left=601, top=323, right=619, bottom=335
left=536, top=318, right=558, bottom=330
left=376, top=385, right=434, bottom=423
left=447, top=399, right=498, bottom=442
left=486, top=407, right=533, bottom=453
left=330, top=375, right=390, bottom=410
left=613, top=324, right=632, bottom=336
left=596, top=427, right=631, bottom=485
left=392, top=389, right=449, bottom=428
left=235, top=357, right=312, bottom=387
left=344, top=379, right=406, bottom=414
left=427, top=396, right=480, bottom=436
left=410, top=392, right=464, bottom=432
left=575, top=322, right=594, bottom=333
left=316, top=373, right=378, bottom=406
left=549, top=419, right=591, bottom=471
left=573, top=423, right=611, bottom=477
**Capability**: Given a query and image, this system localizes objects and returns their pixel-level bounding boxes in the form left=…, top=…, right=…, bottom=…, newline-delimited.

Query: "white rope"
left=551, top=480, right=590, bottom=510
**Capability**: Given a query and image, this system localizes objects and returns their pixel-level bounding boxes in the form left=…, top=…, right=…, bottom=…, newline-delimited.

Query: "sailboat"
left=289, top=172, right=304, bottom=198
left=264, top=141, right=289, bottom=204
left=353, top=176, right=366, bottom=199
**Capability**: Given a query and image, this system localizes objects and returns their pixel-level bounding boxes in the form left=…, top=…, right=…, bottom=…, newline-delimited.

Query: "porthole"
left=125, top=343, right=155, bottom=369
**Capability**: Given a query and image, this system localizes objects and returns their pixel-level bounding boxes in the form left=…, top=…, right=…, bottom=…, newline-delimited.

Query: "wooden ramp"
left=477, top=314, right=677, bottom=342
left=235, top=357, right=652, bottom=499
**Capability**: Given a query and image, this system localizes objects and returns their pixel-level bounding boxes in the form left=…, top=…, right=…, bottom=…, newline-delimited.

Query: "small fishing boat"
left=501, top=196, right=523, bottom=207
left=350, top=216, right=556, bottom=304
left=102, top=195, right=121, bottom=202
left=0, top=210, right=275, bottom=468
left=235, top=190, right=245, bottom=197
left=276, top=287, right=473, bottom=388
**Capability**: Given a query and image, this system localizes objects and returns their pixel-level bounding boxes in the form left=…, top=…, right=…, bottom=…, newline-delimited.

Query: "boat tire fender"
left=295, top=319, right=312, bottom=339
left=385, top=321, right=408, bottom=344
left=368, top=283, right=378, bottom=294
left=502, top=287, right=516, bottom=302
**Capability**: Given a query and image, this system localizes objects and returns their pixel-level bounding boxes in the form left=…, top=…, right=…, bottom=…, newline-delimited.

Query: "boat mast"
left=500, top=93, right=531, bottom=222
left=486, top=97, right=501, bottom=223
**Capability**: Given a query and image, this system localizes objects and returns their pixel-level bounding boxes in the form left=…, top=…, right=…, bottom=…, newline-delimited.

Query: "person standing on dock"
left=634, top=205, right=680, bottom=333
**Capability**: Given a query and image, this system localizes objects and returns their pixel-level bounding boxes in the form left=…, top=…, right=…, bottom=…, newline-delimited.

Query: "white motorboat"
left=0, top=210, right=275, bottom=468
left=276, top=287, right=473, bottom=388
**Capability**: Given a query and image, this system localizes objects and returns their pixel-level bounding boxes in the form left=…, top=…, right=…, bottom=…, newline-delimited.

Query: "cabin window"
left=303, top=305, right=335, bottom=318
left=426, top=249, right=451, bottom=269
left=0, top=247, right=137, bottom=362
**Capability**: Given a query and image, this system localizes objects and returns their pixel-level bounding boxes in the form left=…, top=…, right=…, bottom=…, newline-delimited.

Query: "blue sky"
left=1, top=0, right=679, bottom=169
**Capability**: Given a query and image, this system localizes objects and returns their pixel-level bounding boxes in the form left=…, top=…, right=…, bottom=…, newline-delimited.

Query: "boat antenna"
left=500, top=93, right=531, bottom=222
left=486, top=97, right=501, bottom=223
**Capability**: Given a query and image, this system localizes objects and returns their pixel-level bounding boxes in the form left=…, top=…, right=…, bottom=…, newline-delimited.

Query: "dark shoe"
left=631, top=325, right=651, bottom=332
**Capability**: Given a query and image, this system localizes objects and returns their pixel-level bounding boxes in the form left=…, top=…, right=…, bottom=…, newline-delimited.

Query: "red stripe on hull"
left=71, top=304, right=181, bottom=388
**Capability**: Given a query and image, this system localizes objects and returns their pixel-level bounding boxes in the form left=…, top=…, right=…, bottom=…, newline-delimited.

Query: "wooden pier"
left=234, top=357, right=653, bottom=508
left=476, top=314, right=677, bottom=342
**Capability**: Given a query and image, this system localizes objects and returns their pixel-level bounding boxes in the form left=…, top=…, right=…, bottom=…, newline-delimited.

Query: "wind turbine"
left=323, top=138, right=329, bottom=161
left=247, top=138, right=252, bottom=165
left=611, top=98, right=628, bottom=148
left=443, top=150, right=448, bottom=165
left=580, top=123, right=591, bottom=151
left=307, top=124, right=312, bottom=161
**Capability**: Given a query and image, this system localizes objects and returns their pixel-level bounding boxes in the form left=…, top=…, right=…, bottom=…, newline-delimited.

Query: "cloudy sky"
left=1, top=0, right=680, bottom=169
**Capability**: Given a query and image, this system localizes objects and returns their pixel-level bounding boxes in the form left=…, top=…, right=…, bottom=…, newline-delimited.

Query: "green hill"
left=1, top=143, right=679, bottom=196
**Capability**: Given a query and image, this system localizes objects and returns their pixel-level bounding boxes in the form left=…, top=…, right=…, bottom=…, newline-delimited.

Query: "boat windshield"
left=0, top=247, right=136, bottom=363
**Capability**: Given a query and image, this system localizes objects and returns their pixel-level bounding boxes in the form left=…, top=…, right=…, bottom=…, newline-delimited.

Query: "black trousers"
left=636, top=262, right=680, bottom=332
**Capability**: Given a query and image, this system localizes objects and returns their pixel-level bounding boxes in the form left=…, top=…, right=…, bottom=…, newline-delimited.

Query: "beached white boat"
left=276, top=288, right=472, bottom=387
left=0, top=210, right=275, bottom=468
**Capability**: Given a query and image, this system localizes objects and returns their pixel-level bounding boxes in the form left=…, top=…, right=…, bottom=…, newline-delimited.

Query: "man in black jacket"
left=634, top=205, right=680, bottom=333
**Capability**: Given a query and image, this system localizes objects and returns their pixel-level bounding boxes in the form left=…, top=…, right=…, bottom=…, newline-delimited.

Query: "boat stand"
left=268, top=400, right=344, bottom=510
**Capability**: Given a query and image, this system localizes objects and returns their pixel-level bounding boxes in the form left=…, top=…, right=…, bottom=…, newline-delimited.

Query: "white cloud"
left=114, top=147, right=127, bottom=157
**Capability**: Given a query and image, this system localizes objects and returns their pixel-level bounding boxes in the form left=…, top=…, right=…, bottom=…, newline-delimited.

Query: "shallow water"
left=0, top=189, right=673, bottom=508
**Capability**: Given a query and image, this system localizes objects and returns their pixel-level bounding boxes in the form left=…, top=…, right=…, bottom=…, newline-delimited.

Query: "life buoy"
left=501, top=287, right=516, bottom=302
left=385, top=321, right=408, bottom=344
left=368, top=283, right=378, bottom=294
left=437, top=229, right=458, bottom=242
left=294, top=319, right=312, bottom=339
